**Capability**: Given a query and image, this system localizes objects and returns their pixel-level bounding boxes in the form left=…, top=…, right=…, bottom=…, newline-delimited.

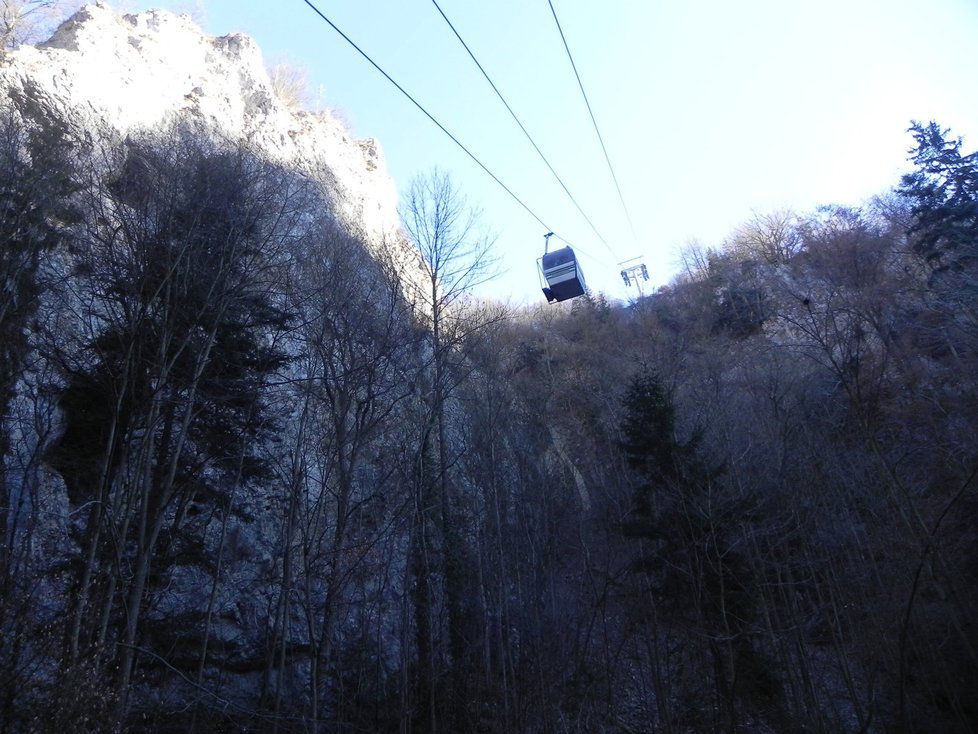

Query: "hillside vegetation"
left=0, top=49, right=976, bottom=731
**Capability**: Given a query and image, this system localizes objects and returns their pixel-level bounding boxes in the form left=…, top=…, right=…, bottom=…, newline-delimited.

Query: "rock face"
left=0, top=6, right=432, bottom=725
left=0, top=2, right=423, bottom=285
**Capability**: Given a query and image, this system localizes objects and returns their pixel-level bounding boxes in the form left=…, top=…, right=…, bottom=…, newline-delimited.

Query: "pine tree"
left=898, top=121, right=978, bottom=277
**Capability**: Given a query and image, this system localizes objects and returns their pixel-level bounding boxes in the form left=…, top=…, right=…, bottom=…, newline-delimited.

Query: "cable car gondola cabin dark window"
left=541, top=246, right=586, bottom=303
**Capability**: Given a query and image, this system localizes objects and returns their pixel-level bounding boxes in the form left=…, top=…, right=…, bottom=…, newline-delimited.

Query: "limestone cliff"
left=0, top=2, right=424, bottom=287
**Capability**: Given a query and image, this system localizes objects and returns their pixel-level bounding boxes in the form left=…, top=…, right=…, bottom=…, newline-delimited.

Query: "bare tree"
left=400, top=168, right=501, bottom=729
left=0, top=0, right=81, bottom=48
left=673, top=237, right=714, bottom=283
left=0, top=103, right=82, bottom=729
left=724, top=209, right=802, bottom=265
left=282, top=215, right=418, bottom=731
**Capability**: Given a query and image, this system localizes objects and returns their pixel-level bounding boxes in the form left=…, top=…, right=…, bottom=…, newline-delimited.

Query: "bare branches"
left=0, top=0, right=82, bottom=48
left=401, top=168, right=499, bottom=311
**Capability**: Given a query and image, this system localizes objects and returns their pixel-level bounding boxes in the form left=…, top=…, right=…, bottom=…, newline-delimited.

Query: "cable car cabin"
left=540, top=246, right=586, bottom=303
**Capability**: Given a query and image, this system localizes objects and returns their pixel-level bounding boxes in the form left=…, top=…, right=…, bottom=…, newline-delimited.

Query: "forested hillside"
left=2, top=6, right=978, bottom=734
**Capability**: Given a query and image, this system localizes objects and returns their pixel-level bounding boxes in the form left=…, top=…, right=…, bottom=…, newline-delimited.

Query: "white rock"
left=0, top=2, right=427, bottom=297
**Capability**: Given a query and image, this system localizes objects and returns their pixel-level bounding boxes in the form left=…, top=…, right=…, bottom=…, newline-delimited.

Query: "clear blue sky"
left=124, top=0, right=978, bottom=305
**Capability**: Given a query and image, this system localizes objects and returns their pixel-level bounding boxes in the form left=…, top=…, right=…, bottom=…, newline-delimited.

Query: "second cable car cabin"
left=539, top=233, right=587, bottom=303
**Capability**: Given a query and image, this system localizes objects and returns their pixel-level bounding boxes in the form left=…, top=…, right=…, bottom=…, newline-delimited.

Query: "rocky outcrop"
left=0, top=2, right=424, bottom=287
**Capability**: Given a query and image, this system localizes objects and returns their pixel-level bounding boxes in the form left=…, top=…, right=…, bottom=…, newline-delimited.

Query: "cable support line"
left=300, top=0, right=581, bottom=250
left=547, top=0, right=636, bottom=254
left=429, top=0, right=610, bottom=252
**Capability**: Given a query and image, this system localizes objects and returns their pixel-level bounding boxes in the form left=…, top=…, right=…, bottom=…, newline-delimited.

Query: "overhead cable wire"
left=430, top=0, right=610, bottom=252
left=300, top=0, right=586, bottom=252
left=547, top=0, right=636, bottom=254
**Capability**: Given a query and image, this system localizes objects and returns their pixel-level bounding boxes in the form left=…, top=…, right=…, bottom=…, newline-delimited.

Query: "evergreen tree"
left=46, top=126, right=301, bottom=719
left=619, top=367, right=703, bottom=519
left=619, top=368, right=776, bottom=729
left=898, top=121, right=978, bottom=277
